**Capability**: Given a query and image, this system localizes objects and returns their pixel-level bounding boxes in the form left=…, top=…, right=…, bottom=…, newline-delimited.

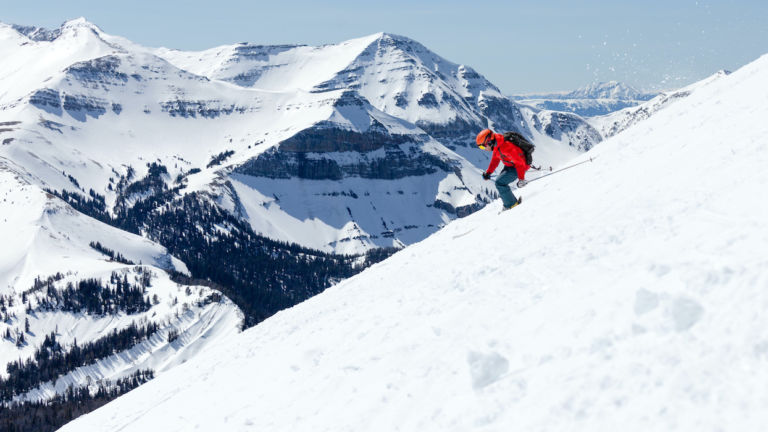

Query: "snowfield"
left=59, top=49, right=768, bottom=432
left=0, top=163, right=187, bottom=293
left=0, top=162, right=242, bottom=402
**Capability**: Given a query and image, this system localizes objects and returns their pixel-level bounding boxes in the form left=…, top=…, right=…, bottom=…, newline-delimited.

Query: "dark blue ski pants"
left=495, top=165, right=519, bottom=208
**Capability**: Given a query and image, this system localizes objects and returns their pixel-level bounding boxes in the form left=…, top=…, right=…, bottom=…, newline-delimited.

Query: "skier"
left=475, top=129, right=531, bottom=210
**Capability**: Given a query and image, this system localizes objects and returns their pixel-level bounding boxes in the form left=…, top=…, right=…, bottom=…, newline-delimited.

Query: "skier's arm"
left=510, top=145, right=529, bottom=180
left=516, top=162, right=527, bottom=180
left=486, top=148, right=501, bottom=174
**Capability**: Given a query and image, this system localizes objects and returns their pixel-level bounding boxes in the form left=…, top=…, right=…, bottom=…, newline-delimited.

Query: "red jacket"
left=486, top=133, right=530, bottom=180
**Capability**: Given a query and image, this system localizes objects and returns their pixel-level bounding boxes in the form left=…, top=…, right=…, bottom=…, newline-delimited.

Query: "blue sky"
left=2, top=0, right=767, bottom=93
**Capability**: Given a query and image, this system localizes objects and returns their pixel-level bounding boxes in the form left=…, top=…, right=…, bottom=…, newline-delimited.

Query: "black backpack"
left=502, top=131, right=535, bottom=165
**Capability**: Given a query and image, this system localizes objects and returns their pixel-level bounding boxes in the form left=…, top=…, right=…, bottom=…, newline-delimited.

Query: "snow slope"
left=0, top=19, right=116, bottom=104
left=0, top=161, right=187, bottom=293
left=588, top=71, right=729, bottom=138
left=0, top=162, right=242, bottom=402
left=60, top=51, right=768, bottom=432
left=155, top=34, right=382, bottom=92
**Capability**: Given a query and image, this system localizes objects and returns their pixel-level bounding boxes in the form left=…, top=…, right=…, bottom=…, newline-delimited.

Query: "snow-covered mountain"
left=0, top=20, right=600, bottom=258
left=0, top=17, right=611, bottom=428
left=157, top=32, right=601, bottom=149
left=588, top=70, right=730, bottom=138
left=0, top=162, right=242, bottom=407
left=60, top=50, right=768, bottom=432
left=155, top=31, right=602, bottom=182
left=567, top=80, right=654, bottom=100
left=513, top=81, right=658, bottom=117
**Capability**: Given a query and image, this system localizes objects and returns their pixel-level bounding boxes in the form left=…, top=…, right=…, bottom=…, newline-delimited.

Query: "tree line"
left=48, top=162, right=397, bottom=327
left=0, top=369, right=153, bottom=432
left=34, top=271, right=152, bottom=316
left=1, top=322, right=160, bottom=402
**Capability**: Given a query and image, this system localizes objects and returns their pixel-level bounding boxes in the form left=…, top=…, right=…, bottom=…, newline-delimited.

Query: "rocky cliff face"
left=235, top=130, right=453, bottom=181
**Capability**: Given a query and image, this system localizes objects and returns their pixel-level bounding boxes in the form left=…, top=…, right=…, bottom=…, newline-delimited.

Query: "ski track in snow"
left=57, top=52, right=768, bottom=432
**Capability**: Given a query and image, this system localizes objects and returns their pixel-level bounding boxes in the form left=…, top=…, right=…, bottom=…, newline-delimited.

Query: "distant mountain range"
left=512, top=81, right=659, bottom=117
left=587, top=71, right=730, bottom=138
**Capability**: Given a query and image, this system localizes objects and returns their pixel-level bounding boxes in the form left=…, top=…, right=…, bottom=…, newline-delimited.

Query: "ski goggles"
left=478, top=135, right=494, bottom=150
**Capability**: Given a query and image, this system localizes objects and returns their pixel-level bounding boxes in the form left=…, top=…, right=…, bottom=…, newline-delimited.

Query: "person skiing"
left=475, top=129, right=531, bottom=210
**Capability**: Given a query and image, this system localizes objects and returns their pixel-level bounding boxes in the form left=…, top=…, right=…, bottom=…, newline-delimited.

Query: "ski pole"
left=525, top=156, right=597, bottom=183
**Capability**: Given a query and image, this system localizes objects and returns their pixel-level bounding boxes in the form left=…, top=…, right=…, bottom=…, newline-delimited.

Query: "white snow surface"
left=588, top=70, right=730, bottom=138
left=0, top=161, right=242, bottom=401
left=5, top=269, right=242, bottom=404
left=61, top=52, right=768, bottom=431
left=0, top=163, right=186, bottom=293
left=156, top=34, right=382, bottom=93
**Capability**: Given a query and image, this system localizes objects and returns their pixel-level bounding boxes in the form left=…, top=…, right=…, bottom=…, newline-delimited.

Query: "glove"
left=517, top=179, right=528, bottom=188
left=482, top=171, right=491, bottom=180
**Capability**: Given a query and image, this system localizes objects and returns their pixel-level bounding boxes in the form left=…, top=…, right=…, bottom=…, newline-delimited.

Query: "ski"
left=499, top=196, right=522, bottom=214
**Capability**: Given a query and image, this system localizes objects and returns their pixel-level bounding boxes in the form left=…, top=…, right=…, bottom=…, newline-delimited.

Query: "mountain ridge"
left=515, top=80, right=657, bottom=101
left=512, top=81, right=659, bottom=117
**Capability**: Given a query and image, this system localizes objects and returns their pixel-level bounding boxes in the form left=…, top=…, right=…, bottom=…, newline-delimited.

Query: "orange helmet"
left=475, top=129, right=494, bottom=150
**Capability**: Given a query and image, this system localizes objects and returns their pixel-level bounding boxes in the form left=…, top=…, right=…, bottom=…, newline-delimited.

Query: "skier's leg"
left=495, top=167, right=519, bottom=208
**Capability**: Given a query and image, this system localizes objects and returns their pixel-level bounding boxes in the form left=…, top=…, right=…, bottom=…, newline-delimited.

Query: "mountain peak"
left=59, top=16, right=104, bottom=39
left=10, top=17, right=103, bottom=42
left=61, top=16, right=101, bottom=30
left=375, top=32, right=412, bottom=41
left=372, top=32, right=425, bottom=50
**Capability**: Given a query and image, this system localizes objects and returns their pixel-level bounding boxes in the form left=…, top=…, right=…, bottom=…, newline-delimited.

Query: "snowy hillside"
left=513, top=81, right=658, bottom=117
left=60, top=49, right=768, bottom=432
left=588, top=71, right=730, bottom=138
left=0, top=163, right=242, bottom=406
left=0, top=162, right=184, bottom=293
